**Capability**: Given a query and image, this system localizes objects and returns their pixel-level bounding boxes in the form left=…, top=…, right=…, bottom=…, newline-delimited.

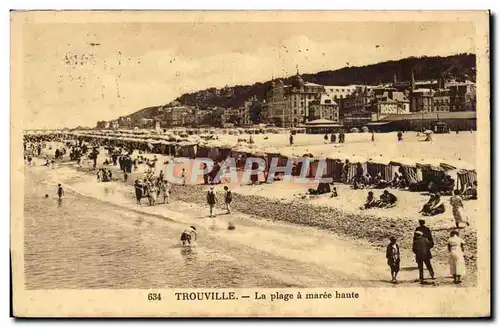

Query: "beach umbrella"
left=424, top=130, right=434, bottom=134
left=350, top=127, right=359, bottom=133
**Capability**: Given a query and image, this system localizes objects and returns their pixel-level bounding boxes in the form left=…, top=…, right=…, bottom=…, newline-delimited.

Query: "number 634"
left=148, top=293, right=162, bottom=301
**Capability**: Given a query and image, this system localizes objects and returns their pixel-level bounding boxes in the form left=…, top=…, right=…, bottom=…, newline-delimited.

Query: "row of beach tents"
left=24, top=131, right=477, bottom=191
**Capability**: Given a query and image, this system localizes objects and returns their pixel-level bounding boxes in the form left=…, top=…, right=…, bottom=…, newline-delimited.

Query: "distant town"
left=96, top=67, right=476, bottom=134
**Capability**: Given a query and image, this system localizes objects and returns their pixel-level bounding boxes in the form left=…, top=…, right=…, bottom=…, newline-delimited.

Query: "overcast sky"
left=20, top=20, right=475, bottom=129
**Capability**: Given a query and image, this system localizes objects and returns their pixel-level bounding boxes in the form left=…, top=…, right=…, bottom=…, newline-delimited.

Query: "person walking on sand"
left=224, top=186, right=232, bottom=214
left=413, top=231, right=435, bottom=284
left=386, top=236, right=401, bottom=284
left=447, top=230, right=466, bottom=284
left=207, top=186, right=217, bottom=217
left=450, top=190, right=470, bottom=229
left=371, top=131, right=375, bottom=142
left=289, top=133, right=294, bottom=146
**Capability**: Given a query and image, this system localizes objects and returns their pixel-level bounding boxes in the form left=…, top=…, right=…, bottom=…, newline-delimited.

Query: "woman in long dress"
left=448, top=230, right=466, bottom=284
left=450, top=190, right=470, bottom=228
left=149, top=185, right=157, bottom=206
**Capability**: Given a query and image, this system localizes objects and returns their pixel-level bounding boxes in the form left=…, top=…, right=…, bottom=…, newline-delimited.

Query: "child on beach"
left=224, top=186, right=232, bottom=214
left=180, top=226, right=197, bottom=246
left=386, top=236, right=401, bottom=284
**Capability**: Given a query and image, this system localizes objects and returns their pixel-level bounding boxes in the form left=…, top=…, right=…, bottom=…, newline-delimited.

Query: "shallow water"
left=25, top=168, right=294, bottom=289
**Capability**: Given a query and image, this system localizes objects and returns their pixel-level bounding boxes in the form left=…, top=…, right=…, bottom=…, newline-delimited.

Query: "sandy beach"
left=24, top=132, right=479, bottom=287
left=215, top=131, right=477, bottom=169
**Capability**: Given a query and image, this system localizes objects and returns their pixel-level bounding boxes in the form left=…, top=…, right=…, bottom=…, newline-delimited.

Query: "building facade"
left=308, top=94, right=339, bottom=122
left=410, top=89, right=435, bottom=112
left=265, top=73, right=325, bottom=127
left=432, top=89, right=451, bottom=112
left=163, top=105, right=196, bottom=126
left=376, top=90, right=410, bottom=116
left=447, top=80, right=476, bottom=112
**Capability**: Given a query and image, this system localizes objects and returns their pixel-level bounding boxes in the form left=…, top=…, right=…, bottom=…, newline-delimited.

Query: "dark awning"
left=364, top=122, right=391, bottom=126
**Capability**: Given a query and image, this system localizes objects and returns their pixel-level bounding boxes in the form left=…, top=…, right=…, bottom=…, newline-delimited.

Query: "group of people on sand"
left=322, top=131, right=346, bottom=144
left=386, top=219, right=467, bottom=285
left=361, top=189, right=398, bottom=209
left=419, top=189, right=472, bottom=229
left=206, top=185, right=232, bottom=217
left=134, top=172, right=170, bottom=206
left=96, top=168, right=113, bottom=182
left=342, top=160, right=410, bottom=190
left=361, top=186, right=472, bottom=230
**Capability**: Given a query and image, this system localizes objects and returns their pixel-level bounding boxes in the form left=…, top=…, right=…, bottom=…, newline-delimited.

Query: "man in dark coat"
left=412, top=230, right=435, bottom=283
left=413, top=219, right=434, bottom=249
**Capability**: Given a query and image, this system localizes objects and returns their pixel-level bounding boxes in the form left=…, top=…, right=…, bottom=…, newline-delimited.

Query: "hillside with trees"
left=124, top=53, right=476, bottom=121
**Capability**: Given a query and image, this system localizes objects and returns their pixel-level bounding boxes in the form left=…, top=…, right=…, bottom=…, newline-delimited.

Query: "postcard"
left=11, top=10, right=490, bottom=317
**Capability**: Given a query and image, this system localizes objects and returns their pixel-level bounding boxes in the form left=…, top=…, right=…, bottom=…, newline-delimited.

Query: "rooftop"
left=305, top=118, right=338, bottom=125
left=380, top=111, right=476, bottom=121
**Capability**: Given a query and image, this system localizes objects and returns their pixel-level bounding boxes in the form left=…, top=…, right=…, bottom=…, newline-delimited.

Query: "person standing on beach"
left=342, top=159, right=350, bottom=184
left=134, top=179, right=143, bottom=205
left=162, top=180, right=170, bottom=204
left=386, top=236, right=401, bottom=284
left=447, top=230, right=466, bottom=284
left=330, top=133, right=336, bottom=143
left=413, top=219, right=434, bottom=249
left=413, top=231, right=435, bottom=283
left=224, top=186, right=232, bottom=214
left=181, top=168, right=187, bottom=186
left=149, top=184, right=157, bottom=206
left=207, top=186, right=217, bottom=217
left=289, top=133, right=294, bottom=146
left=371, top=131, right=375, bottom=142
left=57, top=184, right=64, bottom=200
left=202, top=163, right=210, bottom=185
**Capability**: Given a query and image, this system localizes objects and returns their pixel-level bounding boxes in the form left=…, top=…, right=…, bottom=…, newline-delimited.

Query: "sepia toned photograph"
left=10, top=10, right=490, bottom=317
